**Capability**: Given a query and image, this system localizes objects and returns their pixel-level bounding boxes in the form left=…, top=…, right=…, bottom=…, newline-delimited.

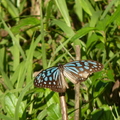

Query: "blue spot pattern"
left=34, top=60, right=103, bottom=92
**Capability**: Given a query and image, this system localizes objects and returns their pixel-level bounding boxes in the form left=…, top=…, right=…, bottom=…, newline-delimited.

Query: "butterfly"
left=34, top=60, right=103, bottom=93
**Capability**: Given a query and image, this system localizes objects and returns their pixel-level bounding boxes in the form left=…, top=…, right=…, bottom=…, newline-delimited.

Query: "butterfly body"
left=34, top=60, right=103, bottom=92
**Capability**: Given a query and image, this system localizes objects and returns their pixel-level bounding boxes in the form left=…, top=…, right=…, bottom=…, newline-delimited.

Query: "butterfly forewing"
left=63, top=60, right=103, bottom=83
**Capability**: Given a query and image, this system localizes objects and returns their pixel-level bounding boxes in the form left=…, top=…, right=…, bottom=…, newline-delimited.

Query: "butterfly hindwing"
left=34, top=67, right=67, bottom=92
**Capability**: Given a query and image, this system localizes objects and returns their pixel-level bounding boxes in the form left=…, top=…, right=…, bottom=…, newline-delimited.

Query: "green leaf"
left=2, top=0, right=19, bottom=18
left=37, top=109, right=48, bottom=120
left=79, top=0, right=94, bottom=16
left=15, top=81, right=32, bottom=120
left=0, top=114, right=14, bottom=120
left=52, top=19, right=74, bottom=37
left=105, top=70, right=115, bottom=82
left=0, top=67, right=13, bottom=89
left=44, top=89, right=59, bottom=107
left=91, top=105, right=114, bottom=120
left=11, top=17, right=40, bottom=34
left=4, top=93, right=25, bottom=118
left=70, top=27, right=96, bottom=43
left=106, top=4, right=120, bottom=26
left=47, top=103, right=61, bottom=120
left=55, top=0, right=71, bottom=27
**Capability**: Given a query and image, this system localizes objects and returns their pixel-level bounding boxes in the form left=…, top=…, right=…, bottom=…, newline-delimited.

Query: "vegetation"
left=0, top=0, right=120, bottom=120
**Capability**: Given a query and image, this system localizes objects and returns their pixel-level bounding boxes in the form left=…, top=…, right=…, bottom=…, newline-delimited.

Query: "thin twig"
left=59, top=92, right=68, bottom=120
left=74, top=45, right=81, bottom=120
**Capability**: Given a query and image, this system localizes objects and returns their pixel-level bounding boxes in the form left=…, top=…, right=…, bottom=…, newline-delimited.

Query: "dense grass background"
left=0, top=0, right=120, bottom=120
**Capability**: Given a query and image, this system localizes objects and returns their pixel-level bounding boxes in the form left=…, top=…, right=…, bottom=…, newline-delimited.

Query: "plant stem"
left=74, top=45, right=81, bottom=120
left=59, top=92, right=68, bottom=120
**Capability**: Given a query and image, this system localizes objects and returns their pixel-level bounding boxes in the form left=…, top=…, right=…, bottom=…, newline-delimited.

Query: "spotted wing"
left=34, top=67, right=67, bottom=92
left=63, top=60, right=103, bottom=83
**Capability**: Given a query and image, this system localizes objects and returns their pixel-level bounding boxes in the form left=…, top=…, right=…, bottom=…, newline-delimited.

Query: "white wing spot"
left=44, top=82, right=46, bottom=84
left=79, top=73, right=82, bottom=76
left=53, top=81, right=56, bottom=85
left=90, top=69, right=92, bottom=71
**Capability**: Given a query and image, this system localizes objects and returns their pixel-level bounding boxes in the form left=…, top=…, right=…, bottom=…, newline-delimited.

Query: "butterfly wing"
left=34, top=66, right=68, bottom=92
left=63, top=60, right=103, bottom=83
left=34, top=60, right=103, bottom=92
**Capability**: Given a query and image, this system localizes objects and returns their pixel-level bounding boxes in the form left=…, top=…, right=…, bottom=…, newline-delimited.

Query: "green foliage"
left=4, top=93, right=25, bottom=118
left=0, top=0, right=120, bottom=120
